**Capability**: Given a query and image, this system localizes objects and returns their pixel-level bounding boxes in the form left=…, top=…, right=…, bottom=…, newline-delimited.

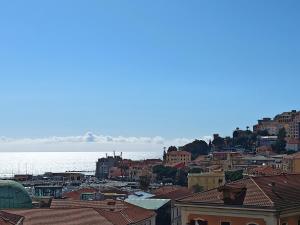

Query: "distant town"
left=1, top=109, right=300, bottom=225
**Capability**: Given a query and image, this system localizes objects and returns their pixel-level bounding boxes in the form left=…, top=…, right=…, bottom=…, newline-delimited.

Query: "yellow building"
left=166, top=151, right=191, bottom=166
left=282, top=152, right=300, bottom=173
left=188, top=172, right=225, bottom=191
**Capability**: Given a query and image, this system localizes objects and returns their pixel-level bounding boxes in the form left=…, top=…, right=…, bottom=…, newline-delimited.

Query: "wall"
left=188, top=172, right=225, bottom=191
left=187, top=214, right=266, bottom=225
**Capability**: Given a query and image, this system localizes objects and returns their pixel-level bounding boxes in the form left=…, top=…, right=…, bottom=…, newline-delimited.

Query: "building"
left=13, top=174, right=33, bottom=182
left=128, top=163, right=153, bottom=181
left=257, top=136, right=278, bottom=147
left=125, top=199, right=170, bottom=225
left=43, top=172, right=84, bottom=182
left=253, top=117, right=282, bottom=135
left=166, top=151, right=191, bottom=166
left=286, top=112, right=300, bottom=139
left=95, top=154, right=122, bottom=179
left=254, top=110, right=300, bottom=151
left=0, top=180, right=32, bottom=209
left=176, top=174, right=300, bottom=225
left=282, top=152, right=300, bottom=173
left=34, top=185, right=63, bottom=199
left=152, top=186, right=192, bottom=225
left=286, top=139, right=300, bottom=151
left=247, top=165, right=282, bottom=176
left=187, top=172, right=225, bottom=192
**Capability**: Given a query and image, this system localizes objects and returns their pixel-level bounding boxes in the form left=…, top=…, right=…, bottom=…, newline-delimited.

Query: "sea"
left=0, top=152, right=162, bottom=178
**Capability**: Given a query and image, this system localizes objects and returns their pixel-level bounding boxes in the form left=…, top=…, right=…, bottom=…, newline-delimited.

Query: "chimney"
left=218, top=184, right=247, bottom=205
left=271, top=182, right=276, bottom=192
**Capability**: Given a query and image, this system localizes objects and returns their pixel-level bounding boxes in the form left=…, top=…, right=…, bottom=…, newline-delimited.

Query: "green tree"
left=192, top=184, right=204, bottom=193
left=153, top=165, right=177, bottom=182
left=256, top=129, right=270, bottom=136
left=180, top=139, right=209, bottom=159
left=225, top=170, right=243, bottom=182
left=212, top=136, right=225, bottom=150
left=139, top=176, right=151, bottom=190
left=167, top=146, right=178, bottom=152
left=272, top=128, right=287, bottom=154
left=189, top=168, right=203, bottom=173
left=176, top=169, right=188, bottom=186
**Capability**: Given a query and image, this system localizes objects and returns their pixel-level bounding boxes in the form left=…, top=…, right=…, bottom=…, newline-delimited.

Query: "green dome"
left=0, top=180, right=32, bottom=209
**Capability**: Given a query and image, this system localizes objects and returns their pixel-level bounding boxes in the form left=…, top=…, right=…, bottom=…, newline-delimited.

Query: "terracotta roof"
left=3, top=208, right=112, bottom=225
left=63, top=187, right=99, bottom=200
left=284, top=152, right=300, bottom=159
left=51, top=199, right=155, bottom=225
left=51, top=199, right=126, bottom=211
left=248, top=166, right=282, bottom=176
left=0, top=211, right=23, bottom=225
left=152, top=186, right=192, bottom=200
left=95, top=202, right=155, bottom=225
left=177, top=174, right=300, bottom=211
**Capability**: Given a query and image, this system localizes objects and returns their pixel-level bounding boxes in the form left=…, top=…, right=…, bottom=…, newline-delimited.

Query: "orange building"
left=166, top=151, right=191, bottom=166
left=176, top=174, right=300, bottom=225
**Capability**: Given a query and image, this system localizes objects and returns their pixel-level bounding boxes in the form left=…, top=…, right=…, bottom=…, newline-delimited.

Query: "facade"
left=257, top=136, right=278, bottom=147
left=253, top=117, right=282, bottom=135
left=166, top=151, right=191, bottom=166
left=95, top=155, right=122, bottom=179
left=176, top=174, right=300, bottom=225
left=254, top=110, right=300, bottom=151
left=282, top=152, right=300, bottom=173
left=187, top=172, right=225, bottom=192
left=0, top=180, right=32, bottom=209
left=286, top=139, right=300, bottom=151
left=34, top=186, right=63, bottom=199
left=128, top=163, right=153, bottom=181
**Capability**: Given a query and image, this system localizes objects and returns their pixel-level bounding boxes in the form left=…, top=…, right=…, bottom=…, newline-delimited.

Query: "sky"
left=0, top=0, right=299, bottom=151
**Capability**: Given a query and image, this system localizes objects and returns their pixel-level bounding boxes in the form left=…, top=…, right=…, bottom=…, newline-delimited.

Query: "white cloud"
left=0, top=132, right=212, bottom=152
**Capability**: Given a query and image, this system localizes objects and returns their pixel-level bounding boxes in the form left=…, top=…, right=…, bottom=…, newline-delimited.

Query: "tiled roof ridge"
left=0, top=211, right=24, bottom=225
left=249, top=177, right=274, bottom=207
left=120, top=211, right=133, bottom=224
left=177, top=177, right=252, bottom=202
left=0, top=215, right=16, bottom=225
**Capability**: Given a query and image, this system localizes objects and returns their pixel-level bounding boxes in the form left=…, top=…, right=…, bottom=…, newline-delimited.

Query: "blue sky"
left=0, top=0, right=299, bottom=142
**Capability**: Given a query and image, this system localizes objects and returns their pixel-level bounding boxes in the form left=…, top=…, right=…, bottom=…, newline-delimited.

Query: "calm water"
left=0, top=152, right=162, bottom=177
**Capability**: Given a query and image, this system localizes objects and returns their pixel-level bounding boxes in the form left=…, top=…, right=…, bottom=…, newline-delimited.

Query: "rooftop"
left=50, top=199, right=156, bottom=225
left=4, top=208, right=113, bottom=225
left=152, top=186, right=192, bottom=200
left=177, top=174, right=300, bottom=211
left=125, top=199, right=170, bottom=210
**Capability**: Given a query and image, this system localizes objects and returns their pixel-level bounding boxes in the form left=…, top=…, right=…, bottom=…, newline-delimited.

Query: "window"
left=221, top=222, right=230, bottom=225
